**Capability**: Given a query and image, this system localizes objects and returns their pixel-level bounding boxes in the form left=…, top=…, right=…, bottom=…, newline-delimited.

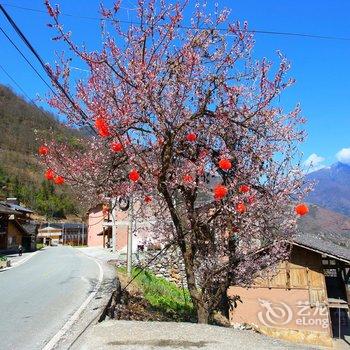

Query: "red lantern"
left=111, top=142, right=123, bottom=152
left=95, top=117, right=110, bottom=137
left=236, top=202, right=246, bottom=214
left=218, top=159, right=232, bottom=171
left=144, top=195, right=152, bottom=203
left=183, top=174, right=193, bottom=183
left=54, top=175, right=65, bottom=185
left=214, top=184, right=228, bottom=200
left=239, top=184, right=250, bottom=193
left=129, top=169, right=140, bottom=182
left=295, top=203, right=309, bottom=216
left=98, top=125, right=110, bottom=137
left=38, top=145, right=49, bottom=156
left=95, top=117, right=105, bottom=129
left=186, top=133, right=197, bottom=142
left=44, top=169, right=54, bottom=181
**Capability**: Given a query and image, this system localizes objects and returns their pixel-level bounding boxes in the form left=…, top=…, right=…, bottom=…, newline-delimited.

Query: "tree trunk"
left=196, top=301, right=209, bottom=324
left=182, top=247, right=210, bottom=324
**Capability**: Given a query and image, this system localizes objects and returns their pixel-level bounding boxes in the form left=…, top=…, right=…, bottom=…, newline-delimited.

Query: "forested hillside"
left=0, top=84, right=82, bottom=218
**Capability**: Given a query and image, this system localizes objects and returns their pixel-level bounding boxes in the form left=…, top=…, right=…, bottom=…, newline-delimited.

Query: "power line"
left=0, top=4, right=97, bottom=135
left=1, top=2, right=350, bottom=42
left=0, top=26, right=56, bottom=95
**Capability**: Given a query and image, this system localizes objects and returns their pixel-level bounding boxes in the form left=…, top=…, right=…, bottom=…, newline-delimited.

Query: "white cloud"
left=303, top=153, right=325, bottom=172
left=336, top=148, right=350, bottom=165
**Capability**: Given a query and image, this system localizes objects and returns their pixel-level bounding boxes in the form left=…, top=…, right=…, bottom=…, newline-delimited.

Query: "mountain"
left=297, top=204, right=350, bottom=248
left=0, top=84, right=82, bottom=218
left=305, top=162, right=350, bottom=217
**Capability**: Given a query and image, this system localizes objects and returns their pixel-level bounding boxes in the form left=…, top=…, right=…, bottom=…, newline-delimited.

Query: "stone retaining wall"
left=139, top=246, right=187, bottom=287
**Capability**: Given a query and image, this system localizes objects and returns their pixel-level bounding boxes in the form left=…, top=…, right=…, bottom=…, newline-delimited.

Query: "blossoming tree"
left=41, top=0, right=309, bottom=323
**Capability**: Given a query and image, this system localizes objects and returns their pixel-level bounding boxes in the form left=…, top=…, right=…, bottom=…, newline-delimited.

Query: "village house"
left=228, top=231, right=350, bottom=347
left=37, top=225, right=62, bottom=246
left=0, top=198, right=37, bottom=252
left=37, top=222, right=86, bottom=246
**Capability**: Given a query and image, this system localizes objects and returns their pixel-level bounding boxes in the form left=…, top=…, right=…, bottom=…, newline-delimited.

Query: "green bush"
left=0, top=255, right=7, bottom=261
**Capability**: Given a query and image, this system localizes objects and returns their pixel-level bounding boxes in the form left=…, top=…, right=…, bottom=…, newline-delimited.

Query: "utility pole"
left=127, top=195, right=133, bottom=279
left=111, top=197, right=117, bottom=253
left=82, top=221, right=85, bottom=246
left=78, top=224, right=80, bottom=246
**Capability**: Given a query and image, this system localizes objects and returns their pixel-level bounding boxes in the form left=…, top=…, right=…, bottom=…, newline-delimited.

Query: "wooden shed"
left=228, top=233, right=350, bottom=347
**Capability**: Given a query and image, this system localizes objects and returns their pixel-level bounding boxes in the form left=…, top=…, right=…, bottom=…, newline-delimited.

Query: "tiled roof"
left=21, top=222, right=39, bottom=236
left=294, top=231, right=350, bottom=263
left=0, top=201, right=33, bottom=214
left=0, top=204, right=17, bottom=215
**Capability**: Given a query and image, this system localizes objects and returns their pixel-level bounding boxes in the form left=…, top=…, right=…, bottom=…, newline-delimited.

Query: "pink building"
left=87, top=202, right=142, bottom=252
left=87, top=204, right=108, bottom=248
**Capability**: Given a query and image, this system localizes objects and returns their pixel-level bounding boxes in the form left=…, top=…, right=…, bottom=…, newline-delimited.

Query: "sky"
left=0, top=0, right=349, bottom=170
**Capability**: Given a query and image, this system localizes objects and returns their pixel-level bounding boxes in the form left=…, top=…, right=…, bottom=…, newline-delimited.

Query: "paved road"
left=72, top=320, right=321, bottom=350
left=0, top=246, right=100, bottom=350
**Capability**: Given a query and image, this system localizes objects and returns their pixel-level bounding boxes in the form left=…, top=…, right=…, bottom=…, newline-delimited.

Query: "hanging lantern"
left=129, top=169, right=140, bottom=182
left=54, top=176, right=65, bottom=185
left=239, top=184, right=250, bottom=193
left=144, top=195, right=152, bottom=203
left=214, top=184, right=228, bottom=200
left=111, top=142, right=123, bottom=152
left=295, top=203, right=309, bottom=216
left=38, top=145, right=49, bottom=156
left=44, top=169, right=54, bottom=181
left=98, top=125, right=110, bottom=137
left=183, top=174, right=193, bottom=183
left=218, top=158, right=232, bottom=171
left=95, top=117, right=105, bottom=129
left=186, top=133, right=197, bottom=142
left=95, top=117, right=110, bottom=137
left=236, top=202, right=246, bottom=213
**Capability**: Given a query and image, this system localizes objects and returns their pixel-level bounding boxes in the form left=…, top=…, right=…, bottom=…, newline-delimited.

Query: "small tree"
left=42, top=0, right=309, bottom=323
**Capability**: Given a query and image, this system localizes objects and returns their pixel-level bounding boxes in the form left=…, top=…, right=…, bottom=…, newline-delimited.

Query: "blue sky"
left=0, top=0, right=349, bottom=169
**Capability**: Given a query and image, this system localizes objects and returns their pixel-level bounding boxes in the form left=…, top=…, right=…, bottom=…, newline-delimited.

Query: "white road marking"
left=42, top=252, right=104, bottom=350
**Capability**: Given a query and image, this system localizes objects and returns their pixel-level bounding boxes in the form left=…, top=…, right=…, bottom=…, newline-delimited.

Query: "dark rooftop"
left=294, top=231, right=350, bottom=263
left=0, top=201, right=33, bottom=214
left=0, top=204, right=17, bottom=215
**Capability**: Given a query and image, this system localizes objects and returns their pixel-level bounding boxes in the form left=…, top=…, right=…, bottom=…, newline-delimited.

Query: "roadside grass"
left=117, top=266, right=195, bottom=321
left=36, top=243, right=45, bottom=250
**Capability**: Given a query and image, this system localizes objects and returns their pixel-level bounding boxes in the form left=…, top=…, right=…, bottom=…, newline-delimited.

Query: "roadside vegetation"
left=0, top=254, right=7, bottom=261
left=36, top=243, right=45, bottom=250
left=117, top=267, right=195, bottom=322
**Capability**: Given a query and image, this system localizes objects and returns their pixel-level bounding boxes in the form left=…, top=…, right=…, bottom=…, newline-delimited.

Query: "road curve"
left=0, top=246, right=100, bottom=350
